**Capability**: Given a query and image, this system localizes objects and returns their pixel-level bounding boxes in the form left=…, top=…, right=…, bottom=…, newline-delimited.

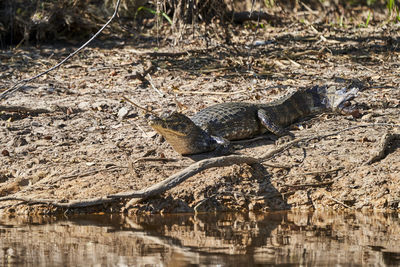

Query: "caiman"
left=150, top=84, right=359, bottom=155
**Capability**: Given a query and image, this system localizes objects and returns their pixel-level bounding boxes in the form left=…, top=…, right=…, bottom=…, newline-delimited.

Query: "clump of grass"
left=360, top=10, right=372, bottom=27
left=136, top=6, right=172, bottom=25
left=387, top=0, right=400, bottom=22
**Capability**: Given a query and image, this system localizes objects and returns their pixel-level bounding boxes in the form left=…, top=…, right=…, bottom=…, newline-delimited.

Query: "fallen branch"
left=55, top=165, right=125, bottom=182
left=131, top=157, right=179, bottom=164
left=108, top=155, right=258, bottom=200
left=285, top=167, right=344, bottom=178
left=0, top=155, right=258, bottom=209
left=0, top=196, right=115, bottom=208
left=262, top=162, right=293, bottom=169
left=284, top=181, right=334, bottom=188
left=0, top=0, right=122, bottom=101
left=324, top=194, right=353, bottom=209
left=176, top=89, right=247, bottom=96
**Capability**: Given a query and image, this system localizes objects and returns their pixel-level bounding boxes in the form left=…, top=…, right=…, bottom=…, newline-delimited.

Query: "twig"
left=146, top=74, right=165, bottom=97
left=0, top=0, right=122, bottom=101
left=56, top=165, right=124, bottom=181
left=0, top=105, right=51, bottom=114
left=108, top=124, right=392, bottom=203
left=232, top=135, right=274, bottom=145
left=176, top=89, right=247, bottom=96
left=284, top=181, right=334, bottom=188
left=262, top=162, right=292, bottom=169
left=324, top=195, right=352, bottom=209
left=300, top=2, right=319, bottom=14
left=131, top=120, right=151, bottom=139
left=131, top=157, right=178, bottom=164
left=122, top=96, right=157, bottom=115
left=286, top=57, right=301, bottom=67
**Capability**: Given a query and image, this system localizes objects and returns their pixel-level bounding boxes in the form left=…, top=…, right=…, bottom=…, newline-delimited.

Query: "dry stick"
left=56, top=165, right=125, bottom=182
left=146, top=74, right=164, bottom=97
left=286, top=166, right=344, bottom=177
left=109, top=155, right=259, bottom=199
left=284, top=181, right=334, bottom=188
left=324, top=194, right=352, bottom=209
left=176, top=89, right=247, bottom=96
left=131, top=157, right=178, bottom=164
left=262, top=162, right=292, bottom=169
left=1, top=123, right=399, bottom=209
left=0, top=105, right=51, bottom=114
left=232, top=135, right=274, bottom=144
left=0, top=155, right=258, bottom=208
left=0, top=196, right=115, bottom=208
left=0, top=0, right=122, bottom=101
left=122, top=95, right=157, bottom=115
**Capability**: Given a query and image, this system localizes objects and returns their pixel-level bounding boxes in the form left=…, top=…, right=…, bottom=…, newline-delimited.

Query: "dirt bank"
left=0, top=18, right=399, bottom=215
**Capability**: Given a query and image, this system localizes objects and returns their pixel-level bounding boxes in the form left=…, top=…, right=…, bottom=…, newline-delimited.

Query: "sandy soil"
left=0, top=18, right=399, bottom=215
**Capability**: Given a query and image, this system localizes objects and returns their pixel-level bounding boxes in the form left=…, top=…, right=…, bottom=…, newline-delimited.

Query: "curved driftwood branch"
left=108, top=155, right=258, bottom=199
left=0, top=155, right=258, bottom=209
left=0, top=196, right=114, bottom=208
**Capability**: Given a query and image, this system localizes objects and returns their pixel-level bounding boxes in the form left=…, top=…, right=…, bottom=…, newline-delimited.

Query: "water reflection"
left=1, top=211, right=400, bottom=266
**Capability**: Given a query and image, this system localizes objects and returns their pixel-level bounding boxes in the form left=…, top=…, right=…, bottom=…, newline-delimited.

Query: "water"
left=1, top=211, right=400, bottom=266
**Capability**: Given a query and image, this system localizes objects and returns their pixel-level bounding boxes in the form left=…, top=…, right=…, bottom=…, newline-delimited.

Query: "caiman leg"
left=257, top=109, right=295, bottom=140
left=211, top=136, right=232, bottom=155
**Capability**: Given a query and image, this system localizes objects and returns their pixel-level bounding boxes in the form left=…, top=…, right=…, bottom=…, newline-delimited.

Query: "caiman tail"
left=256, top=84, right=359, bottom=129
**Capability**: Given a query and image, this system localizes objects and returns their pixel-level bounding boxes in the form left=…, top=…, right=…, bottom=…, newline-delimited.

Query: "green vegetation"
left=1, top=0, right=400, bottom=46
left=386, top=0, right=400, bottom=21
left=136, top=6, right=172, bottom=25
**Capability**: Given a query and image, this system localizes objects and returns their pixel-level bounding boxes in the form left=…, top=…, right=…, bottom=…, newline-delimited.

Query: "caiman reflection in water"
left=1, top=212, right=400, bottom=266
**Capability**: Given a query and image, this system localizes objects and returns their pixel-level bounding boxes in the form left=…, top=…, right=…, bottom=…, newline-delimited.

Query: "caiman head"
left=149, top=112, right=217, bottom=155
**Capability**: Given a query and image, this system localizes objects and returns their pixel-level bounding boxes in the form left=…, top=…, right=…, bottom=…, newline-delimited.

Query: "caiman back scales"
left=150, top=85, right=359, bottom=155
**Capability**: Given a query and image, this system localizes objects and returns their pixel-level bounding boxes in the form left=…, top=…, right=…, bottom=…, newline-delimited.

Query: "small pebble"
left=118, top=107, right=130, bottom=120
left=78, top=102, right=91, bottom=110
